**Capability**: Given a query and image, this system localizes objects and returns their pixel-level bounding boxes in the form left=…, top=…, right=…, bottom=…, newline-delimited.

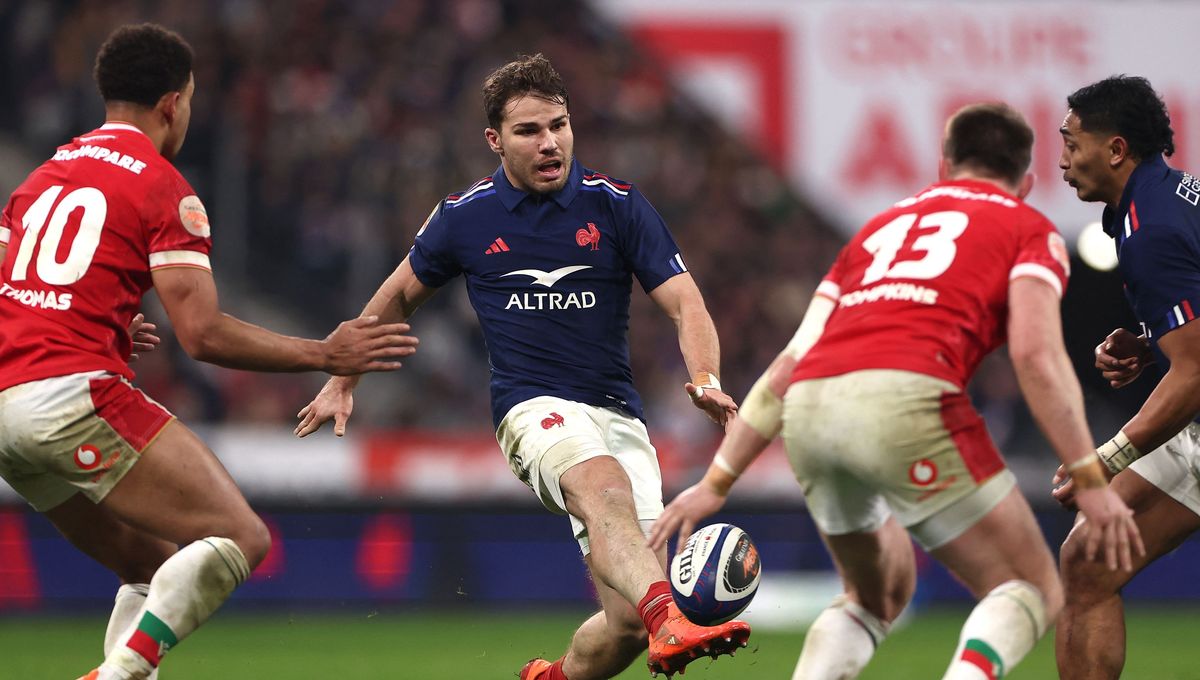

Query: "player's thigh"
left=43, top=492, right=177, bottom=583
left=0, top=371, right=173, bottom=512
left=819, top=516, right=916, bottom=621
left=497, top=397, right=662, bottom=552
left=497, top=397, right=613, bottom=514
left=100, top=419, right=266, bottom=559
left=930, top=487, right=1058, bottom=601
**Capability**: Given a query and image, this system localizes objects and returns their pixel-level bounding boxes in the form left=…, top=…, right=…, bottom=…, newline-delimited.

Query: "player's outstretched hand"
left=127, top=313, right=161, bottom=363
left=321, top=315, right=419, bottom=375
left=1072, top=486, right=1145, bottom=572
left=648, top=481, right=727, bottom=551
left=685, top=382, right=738, bottom=429
left=295, top=378, right=354, bottom=438
left=1094, top=328, right=1153, bottom=389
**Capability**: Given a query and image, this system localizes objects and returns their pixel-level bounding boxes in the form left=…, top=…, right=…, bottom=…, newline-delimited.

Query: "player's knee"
left=562, top=457, right=635, bottom=520
left=229, top=513, right=271, bottom=569
left=1058, top=527, right=1114, bottom=602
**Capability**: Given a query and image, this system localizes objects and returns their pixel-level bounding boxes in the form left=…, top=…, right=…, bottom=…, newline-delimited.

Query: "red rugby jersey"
left=0, top=123, right=211, bottom=391
left=793, top=179, right=1070, bottom=388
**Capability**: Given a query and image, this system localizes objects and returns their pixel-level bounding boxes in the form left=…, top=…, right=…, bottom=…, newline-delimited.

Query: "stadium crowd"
left=0, top=0, right=1098, bottom=469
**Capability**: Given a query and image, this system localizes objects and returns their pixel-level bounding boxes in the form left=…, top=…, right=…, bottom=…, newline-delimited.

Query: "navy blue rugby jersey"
left=1103, top=155, right=1200, bottom=368
left=408, top=161, right=688, bottom=428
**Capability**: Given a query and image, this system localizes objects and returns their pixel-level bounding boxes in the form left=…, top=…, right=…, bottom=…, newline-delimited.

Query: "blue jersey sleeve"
left=1121, top=220, right=1200, bottom=338
left=619, top=187, right=687, bottom=293
left=407, top=202, right=461, bottom=288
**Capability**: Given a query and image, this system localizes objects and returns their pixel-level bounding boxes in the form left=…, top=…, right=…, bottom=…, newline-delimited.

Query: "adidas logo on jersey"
left=485, top=238, right=510, bottom=254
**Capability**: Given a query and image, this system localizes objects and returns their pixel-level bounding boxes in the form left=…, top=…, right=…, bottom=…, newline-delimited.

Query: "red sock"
left=545, top=658, right=569, bottom=680
left=638, top=580, right=673, bottom=634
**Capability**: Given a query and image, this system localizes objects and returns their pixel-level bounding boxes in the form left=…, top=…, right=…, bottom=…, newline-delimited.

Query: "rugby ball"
left=669, top=523, right=761, bottom=626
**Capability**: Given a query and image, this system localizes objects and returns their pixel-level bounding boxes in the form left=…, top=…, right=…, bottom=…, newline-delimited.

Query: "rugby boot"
left=75, top=671, right=99, bottom=680
left=519, top=658, right=553, bottom=679
left=647, top=603, right=751, bottom=677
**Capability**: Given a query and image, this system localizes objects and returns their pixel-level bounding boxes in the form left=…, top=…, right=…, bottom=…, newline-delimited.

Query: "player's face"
left=162, top=73, right=195, bottom=161
left=487, top=95, right=574, bottom=194
left=1059, top=110, right=1117, bottom=204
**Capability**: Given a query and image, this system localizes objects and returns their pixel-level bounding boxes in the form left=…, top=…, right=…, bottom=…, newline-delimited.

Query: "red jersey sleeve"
left=0, top=199, right=13, bottom=249
left=145, top=168, right=212, bottom=272
left=1010, top=211, right=1070, bottom=298
left=815, top=244, right=850, bottom=302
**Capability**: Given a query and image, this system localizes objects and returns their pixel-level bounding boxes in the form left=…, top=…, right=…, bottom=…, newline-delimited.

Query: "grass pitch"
left=1, top=607, right=1196, bottom=679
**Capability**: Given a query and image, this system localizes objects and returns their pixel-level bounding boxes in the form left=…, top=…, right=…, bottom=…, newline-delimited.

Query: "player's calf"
left=943, top=580, right=1049, bottom=680
left=792, top=594, right=891, bottom=679
left=99, top=536, right=252, bottom=679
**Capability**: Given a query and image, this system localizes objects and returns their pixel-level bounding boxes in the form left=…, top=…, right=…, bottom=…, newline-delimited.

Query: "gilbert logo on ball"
left=669, top=523, right=761, bottom=626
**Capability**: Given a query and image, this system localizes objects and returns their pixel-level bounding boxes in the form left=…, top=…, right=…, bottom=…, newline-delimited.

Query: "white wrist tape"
left=738, top=372, right=783, bottom=440
left=1097, top=430, right=1142, bottom=474
left=691, top=373, right=721, bottom=400
left=712, top=453, right=741, bottom=479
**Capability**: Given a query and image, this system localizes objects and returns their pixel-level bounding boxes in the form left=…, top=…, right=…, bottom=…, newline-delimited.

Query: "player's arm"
left=648, top=272, right=736, bottom=426
left=0, top=223, right=8, bottom=279
left=295, top=255, right=437, bottom=437
left=1008, top=276, right=1143, bottom=570
left=1109, top=317, right=1200, bottom=459
left=152, top=266, right=418, bottom=374
left=648, top=292, right=835, bottom=549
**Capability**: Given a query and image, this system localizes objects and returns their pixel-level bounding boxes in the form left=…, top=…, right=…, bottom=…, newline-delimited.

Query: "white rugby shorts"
left=0, top=370, right=174, bottom=511
left=1129, top=422, right=1200, bottom=517
left=496, top=396, right=663, bottom=554
left=782, top=369, right=1015, bottom=549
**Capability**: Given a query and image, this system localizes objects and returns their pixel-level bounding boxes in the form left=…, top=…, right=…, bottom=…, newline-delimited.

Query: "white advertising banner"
left=591, top=0, right=1199, bottom=241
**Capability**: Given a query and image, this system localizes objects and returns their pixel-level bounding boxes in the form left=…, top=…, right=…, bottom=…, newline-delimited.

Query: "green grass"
left=1, top=607, right=1197, bottom=678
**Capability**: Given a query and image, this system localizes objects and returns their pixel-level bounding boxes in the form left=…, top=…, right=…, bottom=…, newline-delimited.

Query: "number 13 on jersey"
left=861, top=211, right=968, bottom=285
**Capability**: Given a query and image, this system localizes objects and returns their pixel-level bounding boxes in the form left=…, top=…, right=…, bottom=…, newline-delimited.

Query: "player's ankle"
left=637, top=580, right=672, bottom=634
left=100, top=647, right=154, bottom=680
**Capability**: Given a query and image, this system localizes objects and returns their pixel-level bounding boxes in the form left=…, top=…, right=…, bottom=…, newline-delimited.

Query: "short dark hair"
left=94, top=23, right=193, bottom=107
left=942, top=103, right=1034, bottom=185
left=482, top=53, right=569, bottom=129
left=1067, top=75, right=1175, bottom=160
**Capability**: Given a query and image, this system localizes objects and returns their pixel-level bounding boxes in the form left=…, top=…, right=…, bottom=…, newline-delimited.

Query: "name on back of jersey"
left=52, top=144, right=147, bottom=175
left=0, top=282, right=72, bottom=310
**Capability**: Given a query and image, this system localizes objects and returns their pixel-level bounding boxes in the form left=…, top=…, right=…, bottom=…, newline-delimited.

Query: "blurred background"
left=1, top=1, right=1197, bottom=677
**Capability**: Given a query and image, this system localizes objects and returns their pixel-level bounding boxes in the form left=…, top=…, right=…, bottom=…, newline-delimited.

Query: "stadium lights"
left=1076, top=221, right=1118, bottom=272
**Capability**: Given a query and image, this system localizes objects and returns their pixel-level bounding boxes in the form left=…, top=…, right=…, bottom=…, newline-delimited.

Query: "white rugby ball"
left=669, top=523, right=761, bottom=626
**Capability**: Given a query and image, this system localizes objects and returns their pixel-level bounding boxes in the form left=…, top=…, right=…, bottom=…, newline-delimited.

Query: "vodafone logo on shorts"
left=909, top=459, right=938, bottom=486
left=74, top=445, right=103, bottom=470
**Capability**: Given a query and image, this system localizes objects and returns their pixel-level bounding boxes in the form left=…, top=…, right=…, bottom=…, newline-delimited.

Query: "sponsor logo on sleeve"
left=1047, top=232, right=1070, bottom=276
left=178, top=196, right=210, bottom=238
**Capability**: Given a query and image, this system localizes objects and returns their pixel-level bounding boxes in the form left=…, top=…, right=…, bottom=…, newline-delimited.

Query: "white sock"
left=104, top=584, right=157, bottom=680
left=942, top=580, right=1047, bottom=680
left=103, top=537, right=250, bottom=679
left=793, top=594, right=891, bottom=679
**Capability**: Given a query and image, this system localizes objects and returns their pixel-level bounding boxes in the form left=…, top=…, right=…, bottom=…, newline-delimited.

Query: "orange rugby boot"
left=647, top=604, right=751, bottom=677
left=75, top=671, right=99, bottom=680
left=519, top=658, right=553, bottom=679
